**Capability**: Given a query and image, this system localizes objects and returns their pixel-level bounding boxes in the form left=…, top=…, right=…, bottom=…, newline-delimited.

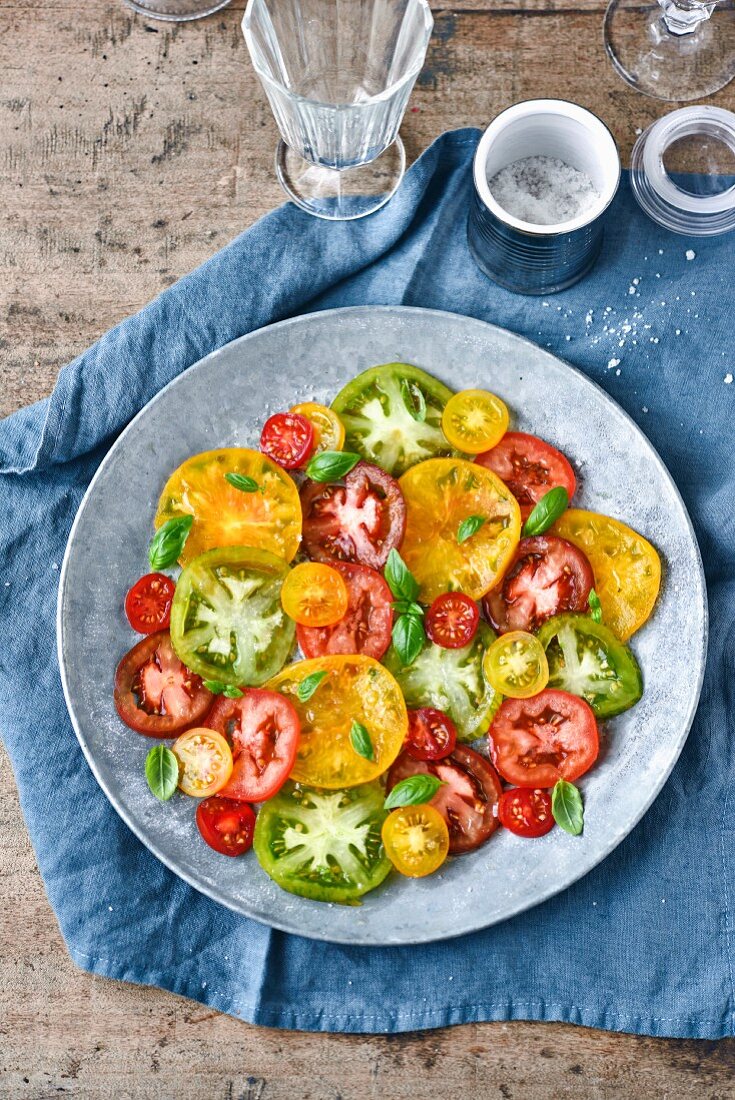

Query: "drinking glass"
left=242, top=0, right=433, bottom=220
left=125, top=0, right=232, bottom=20
left=604, top=0, right=735, bottom=101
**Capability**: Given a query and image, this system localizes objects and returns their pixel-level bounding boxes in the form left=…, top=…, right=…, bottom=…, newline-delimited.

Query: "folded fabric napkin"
left=1, top=129, right=733, bottom=1038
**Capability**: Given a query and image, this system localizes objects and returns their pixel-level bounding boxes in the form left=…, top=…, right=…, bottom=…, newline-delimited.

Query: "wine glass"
left=604, top=0, right=735, bottom=101
left=125, top=0, right=232, bottom=19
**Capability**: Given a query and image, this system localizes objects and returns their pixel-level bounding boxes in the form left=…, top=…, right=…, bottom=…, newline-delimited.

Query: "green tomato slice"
left=383, top=622, right=501, bottom=742
left=537, top=613, right=643, bottom=718
left=331, top=363, right=454, bottom=477
left=170, top=546, right=295, bottom=687
left=253, top=781, right=391, bottom=904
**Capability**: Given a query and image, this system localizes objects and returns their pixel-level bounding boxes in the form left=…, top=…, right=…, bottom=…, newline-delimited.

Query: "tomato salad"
left=115, top=363, right=661, bottom=904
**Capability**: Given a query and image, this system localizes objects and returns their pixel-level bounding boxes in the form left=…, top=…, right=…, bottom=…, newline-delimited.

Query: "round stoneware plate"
left=58, top=306, right=707, bottom=946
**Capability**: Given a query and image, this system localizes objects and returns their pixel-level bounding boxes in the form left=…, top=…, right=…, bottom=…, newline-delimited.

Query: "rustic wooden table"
left=2, top=2, right=734, bottom=1096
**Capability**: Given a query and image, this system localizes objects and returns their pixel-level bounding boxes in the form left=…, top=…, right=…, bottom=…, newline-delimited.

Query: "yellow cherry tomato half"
left=441, top=389, right=509, bottom=454
left=381, top=804, right=450, bottom=878
left=280, top=562, right=349, bottom=627
left=483, top=630, right=549, bottom=699
left=291, top=402, right=345, bottom=455
left=172, top=728, right=233, bottom=798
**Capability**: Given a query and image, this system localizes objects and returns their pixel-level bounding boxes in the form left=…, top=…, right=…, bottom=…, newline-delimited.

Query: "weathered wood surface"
left=2, top=3, right=734, bottom=1097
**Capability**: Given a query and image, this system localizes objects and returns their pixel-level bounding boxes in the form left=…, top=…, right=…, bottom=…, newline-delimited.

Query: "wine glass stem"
left=658, top=0, right=716, bottom=35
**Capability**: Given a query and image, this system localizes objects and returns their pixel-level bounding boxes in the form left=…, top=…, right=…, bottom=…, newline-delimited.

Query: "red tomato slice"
left=425, top=593, right=479, bottom=649
left=484, top=535, right=593, bottom=634
left=405, top=707, right=457, bottom=761
left=498, top=788, right=554, bottom=838
left=125, top=572, right=176, bottom=634
left=196, top=796, right=256, bottom=856
left=489, top=688, right=599, bottom=788
left=205, top=688, right=300, bottom=802
left=387, top=745, right=502, bottom=854
left=296, top=562, right=393, bottom=660
left=475, top=431, right=576, bottom=521
left=260, top=412, right=314, bottom=469
left=114, top=631, right=213, bottom=737
left=300, top=461, right=406, bottom=569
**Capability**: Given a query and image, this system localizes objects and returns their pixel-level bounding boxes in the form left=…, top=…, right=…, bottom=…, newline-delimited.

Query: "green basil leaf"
left=145, top=744, right=179, bottom=802
left=457, top=514, right=487, bottom=544
left=223, top=685, right=244, bottom=699
left=225, top=472, right=259, bottom=494
left=305, top=450, right=361, bottom=483
left=522, top=486, right=569, bottom=537
left=384, top=548, right=420, bottom=602
left=551, top=779, right=584, bottom=836
left=384, top=774, right=443, bottom=810
left=390, top=599, right=424, bottom=618
left=588, top=588, right=603, bottom=623
left=203, top=679, right=243, bottom=698
left=392, top=612, right=425, bottom=667
left=350, top=720, right=374, bottom=761
left=148, top=515, right=193, bottom=570
left=400, top=377, right=427, bottom=423
left=297, top=670, right=328, bottom=703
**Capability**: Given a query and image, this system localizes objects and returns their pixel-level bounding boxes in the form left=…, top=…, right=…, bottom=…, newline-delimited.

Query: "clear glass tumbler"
left=243, top=0, right=433, bottom=220
left=125, top=0, right=232, bottom=20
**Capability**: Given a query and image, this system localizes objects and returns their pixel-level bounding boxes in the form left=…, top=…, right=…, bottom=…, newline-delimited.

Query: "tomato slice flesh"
left=205, top=688, right=300, bottom=802
left=425, top=593, right=479, bottom=649
left=114, top=632, right=213, bottom=737
left=405, top=707, right=457, bottom=761
left=488, top=688, right=599, bottom=787
left=196, top=796, right=256, bottom=856
left=260, top=412, right=314, bottom=469
left=296, top=562, right=393, bottom=660
left=484, top=535, right=593, bottom=634
left=498, top=788, right=554, bottom=838
left=475, top=431, right=576, bottom=521
left=125, top=573, right=175, bottom=634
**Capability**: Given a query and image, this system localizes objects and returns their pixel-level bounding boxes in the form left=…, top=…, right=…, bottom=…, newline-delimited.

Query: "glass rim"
left=241, top=0, right=434, bottom=111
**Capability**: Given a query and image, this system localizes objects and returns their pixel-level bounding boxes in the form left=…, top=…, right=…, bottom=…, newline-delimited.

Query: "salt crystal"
left=615, top=369, right=621, bottom=376
left=658, top=248, right=664, bottom=255
left=585, top=310, right=593, bottom=326
left=635, top=127, right=643, bottom=135
left=685, top=249, right=696, bottom=261
left=725, top=373, right=733, bottom=384
left=642, top=406, right=649, bottom=413
left=565, top=335, right=571, bottom=341
left=607, top=358, right=621, bottom=369
left=675, top=329, right=681, bottom=336
left=488, top=155, right=600, bottom=224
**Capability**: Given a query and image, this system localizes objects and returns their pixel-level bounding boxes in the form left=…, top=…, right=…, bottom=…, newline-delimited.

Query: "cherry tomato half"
left=296, top=562, right=393, bottom=661
left=475, top=431, right=577, bottom=522
left=483, top=630, right=549, bottom=699
left=196, top=796, right=256, bottom=856
left=280, top=562, right=349, bottom=627
left=125, top=573, right=175, bottom=634
left=206, top=688, right=300, bottom=802
left=290, top=402, right=345, bottom=455
left=381, top=804, right=450, bottom=878
left=484, top=535, right=593, bottom=635
left=425, top=592, right=480, bottom=649
left=441, top=389, right=509, bottom=454
left=114, top=631, right=213, bottom=737
left=172, top=728, right=233, bottom=798
left=260, top=412, right=314, bottom=469
left=405, top=707, right=457, bottom=761
left=488, top=688, right=599, bottom=788
left=498, top=788, right=554, bottom=838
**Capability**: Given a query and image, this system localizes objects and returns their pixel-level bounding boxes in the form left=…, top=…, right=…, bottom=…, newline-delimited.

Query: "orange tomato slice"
left=172, top=728, right=233, bottom=798
left=381, top=804, right=450, bottom=878
left=441, top=389, right=509, bottom=453
left=280, top=562, right=349, bottom=627
left=290, top=402, right=345, bottom=455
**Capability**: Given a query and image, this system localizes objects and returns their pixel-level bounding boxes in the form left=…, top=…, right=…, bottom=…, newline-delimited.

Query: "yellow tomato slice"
left=381, top=805, right=450, bottom=878
left=399, top=458, right=521, bottom=603
left=441, top=389, right=509, bottom=453
left=483, top=631, right=549, bottom=699
left=280, top=562, right=349, bottom=627
left=267, top=655, right=407, bottom=789
left=291, top=402, right=345, bottom=455
left=154, top=448, right=301, bottom=566
left=173, top=728, right=233, bottom=798
left=553, top=509, right=661, bottom=641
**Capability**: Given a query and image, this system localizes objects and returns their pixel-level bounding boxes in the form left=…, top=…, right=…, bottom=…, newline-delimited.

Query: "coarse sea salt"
left=488, top=155, right=600, bottom=225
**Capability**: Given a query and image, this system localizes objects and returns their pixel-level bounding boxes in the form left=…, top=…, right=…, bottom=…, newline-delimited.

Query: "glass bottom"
left=275, top=138, right=406, bottom=221
left=604, top=0, right=735, bottom=101
left=124, top=0, right=232, bottom=21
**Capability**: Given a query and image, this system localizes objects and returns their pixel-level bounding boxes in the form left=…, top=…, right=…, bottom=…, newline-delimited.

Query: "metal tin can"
left=468, top=100, right=621, bottom=296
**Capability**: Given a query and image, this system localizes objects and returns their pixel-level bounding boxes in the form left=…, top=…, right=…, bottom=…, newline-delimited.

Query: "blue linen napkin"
left=1, top=128, right=733, bottom=1039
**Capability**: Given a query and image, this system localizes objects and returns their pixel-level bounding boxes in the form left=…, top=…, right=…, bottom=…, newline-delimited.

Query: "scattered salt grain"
left=725, top=373, right=733, bottom=384
left=658, top=248, right=664, bottom=255
left=642, top=406, right=649, bottom=413
left=487, top=155, right=600, bottom=224
left=676, top=329, right=681, bottom=336
left=616, top=369, right=621, bottom=376
left=607, top=358, right=621, bottom=369
left=635, top=127, right=643, bottom=135
left=685, top=249, right=696, bottom=261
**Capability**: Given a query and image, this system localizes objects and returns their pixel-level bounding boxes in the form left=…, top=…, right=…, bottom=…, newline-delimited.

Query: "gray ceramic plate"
left=57, top=306, right=707, bottom=946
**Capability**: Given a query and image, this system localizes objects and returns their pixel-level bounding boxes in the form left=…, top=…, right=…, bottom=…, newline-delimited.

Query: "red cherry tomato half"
left=114, top=631, right=213, bottom=737
left=425, top=592, right=480, bottom=649
left=489, top=688, right=599, bottom=788
left=196, top=796, right=256, bottom=856
left=124, top=572, right=176, bottom=634
left=260, top=412, right=315, bottom=469
left=405, top=707, right=457, bottom=761
left=475, top=431, right=576, bottom=522
left=205, top=688, right=300, bottom=802
left=498, top=788, right=554, bottom=838
left=296, top=561, right=393, bottom=660
left=387, top=745, right=503, bottom=854
left=300, top=461, right=406, bottom=570
left=484, top=535, right=593, bottom=635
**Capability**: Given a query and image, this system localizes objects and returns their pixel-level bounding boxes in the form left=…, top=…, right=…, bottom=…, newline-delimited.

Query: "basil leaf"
left=305, top=450, right=361, bottom=483
left=203, top=679, right=243, bottom=698
left=589, top=588, right=603, bottom=623
left=223, top=685, right=243, bottom=699
left=400, top=378, right=427, bottom=423
left=384, top=548, right=420, bottom=602
left=551, top=779, right=584, bottom=836
left=297, top=670, right=328, bottom=703
left=145, top=744, right=179, bottom=802
left=350, top=720, right=374, bottom=761
left=385, top=774, right=443, bottom=810
left=148, top=515, right=193, bottom=570
left=522, top=486, right=569, bottom=537
left=392, top=612, right=425, bottom=667
left=457, top=514, right=486, bottom=544
left=225, top=472, right=259, bottom=494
